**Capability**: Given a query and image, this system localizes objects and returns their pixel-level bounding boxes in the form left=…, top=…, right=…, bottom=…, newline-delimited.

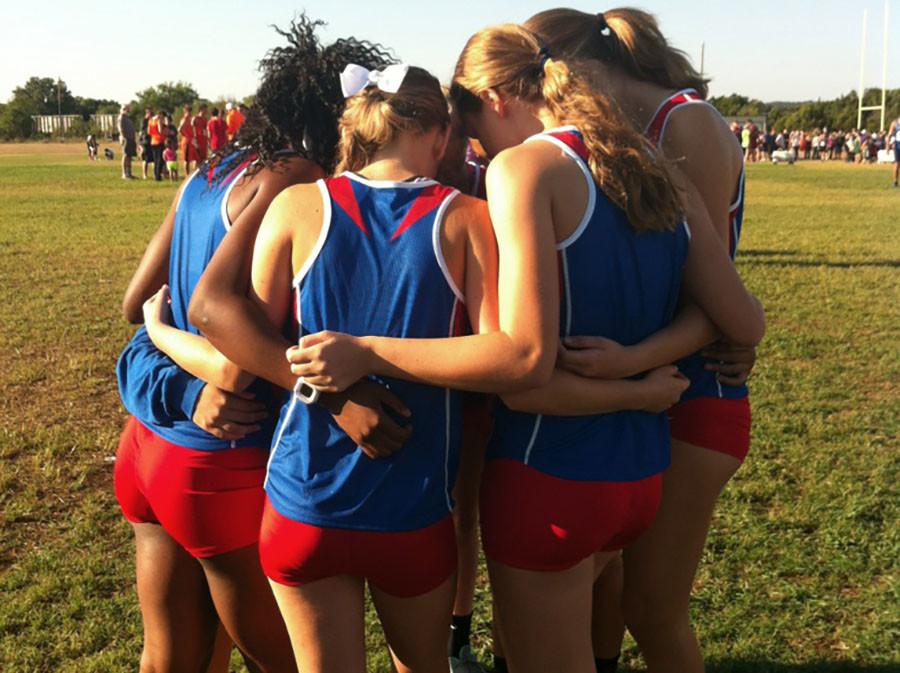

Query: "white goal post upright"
left=857, top=1, right=891, bottom=131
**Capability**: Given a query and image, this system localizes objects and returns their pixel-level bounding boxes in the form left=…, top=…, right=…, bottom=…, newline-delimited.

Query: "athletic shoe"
left=450, top=645, right=487, bottom=673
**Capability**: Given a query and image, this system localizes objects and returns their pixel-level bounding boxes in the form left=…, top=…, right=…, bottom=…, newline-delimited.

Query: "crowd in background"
left=731, top=120, right=891, bottom=164
left=114, top=102, right=247, bottom=180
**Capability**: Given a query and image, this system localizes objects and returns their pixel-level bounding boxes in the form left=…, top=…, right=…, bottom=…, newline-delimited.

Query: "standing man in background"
left=193, top=104, right=209, bottom=164
left=208, top=107, right=227, bottom=152
left=118, top=104, right=137, bottom=179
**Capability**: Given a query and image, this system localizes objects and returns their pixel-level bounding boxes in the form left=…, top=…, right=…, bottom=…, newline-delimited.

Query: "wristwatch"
left=293, top=377, right=321, bottom=405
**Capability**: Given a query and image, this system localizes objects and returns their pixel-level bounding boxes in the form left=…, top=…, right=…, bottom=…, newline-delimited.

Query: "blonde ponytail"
left=451, top=23, right=682, bottom=233
left=336, top=66, right=449, bottom=174
left=525, top=7, right=708, bottom=98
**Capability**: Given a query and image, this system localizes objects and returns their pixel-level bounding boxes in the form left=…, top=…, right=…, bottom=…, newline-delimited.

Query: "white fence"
left=31, top=113, right=119, bottom=136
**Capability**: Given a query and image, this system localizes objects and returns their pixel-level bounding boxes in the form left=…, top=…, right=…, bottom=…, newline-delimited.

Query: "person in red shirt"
left=208, top=107, right=227, bottom=152
left=193, top=104, right=209, bottom=163
left=178, top=105, right=198, bottom=175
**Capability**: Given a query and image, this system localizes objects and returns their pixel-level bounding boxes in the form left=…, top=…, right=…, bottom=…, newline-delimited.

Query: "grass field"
left=0, top=141, right=897, bottom=673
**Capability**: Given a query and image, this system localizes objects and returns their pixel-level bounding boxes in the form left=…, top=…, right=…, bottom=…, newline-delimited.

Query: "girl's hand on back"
left=702, top=340, right=757, bottom=386
left=638, top=365, right=689, bottom=413
left=142, top=284, right=172, bottom=329
left=287, top=331, right=370, bottom=393
left=321, top=381, right=414, bottom=459
left=558, top=335, right=638, bottom=380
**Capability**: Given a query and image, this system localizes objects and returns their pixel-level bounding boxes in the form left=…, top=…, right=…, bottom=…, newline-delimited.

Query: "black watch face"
left=297, top=382, right=316, bottom=399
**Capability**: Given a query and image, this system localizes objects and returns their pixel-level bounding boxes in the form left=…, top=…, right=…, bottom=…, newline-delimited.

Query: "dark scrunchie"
left=598, top=12, right=611, bottom=36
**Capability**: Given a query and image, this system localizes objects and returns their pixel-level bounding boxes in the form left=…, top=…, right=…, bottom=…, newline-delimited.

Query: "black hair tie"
left=538, top=44, right=552, bottom=69
left=598, top=12, right=611, bottom=36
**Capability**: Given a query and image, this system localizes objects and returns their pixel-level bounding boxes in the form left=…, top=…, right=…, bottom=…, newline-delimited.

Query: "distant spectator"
left=748, top=121, right=759, bottom=162
left=775, top=129, right=786, bottom=150
left=118, top=104, right=137, bottom=179
left=762, top=128, right=775, bottom=161
left=163, top=138, right=179, bottom=182
left=887, top=117, right=900, bottom=189
left=86, top=134, right=99, bottom=161
left=193, top=104, right=209, bottom=163
left=741, top=122, right=751, bottom=160
left=148, top=109, right=166, bottom=181
left=845, top=131, right=855, bottom=162
left=140, top=108, right=154, bottom=179
left=179, top=104, right=198, bottom=176
left=164, top=113, right=178, bottom=146
left=225, top=101, right=245, bottom=141
left=208, top=107, right=227, bottom=152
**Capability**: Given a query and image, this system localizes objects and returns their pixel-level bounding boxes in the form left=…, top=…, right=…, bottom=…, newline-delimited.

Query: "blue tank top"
left=119, top=152, right=277, bottom=450
left=265, top=173, right=466, bottom=532
left=644, top=89, right=749, bottom=401
left=488, top=127, right=690, bottom=482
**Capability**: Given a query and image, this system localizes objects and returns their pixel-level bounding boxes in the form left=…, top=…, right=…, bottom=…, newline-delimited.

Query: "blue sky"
left=4, top=0, right=899, bottom=105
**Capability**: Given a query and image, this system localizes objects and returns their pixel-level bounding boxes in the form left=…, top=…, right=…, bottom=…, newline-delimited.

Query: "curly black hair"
left=207, top=15, right=395, bottom=177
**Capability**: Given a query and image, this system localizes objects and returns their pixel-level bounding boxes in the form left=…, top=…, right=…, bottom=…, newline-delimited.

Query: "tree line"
left=710, top=88, right=900, bottom=131
left=2, top=75, right=899, bottom=140
left=0, top=77, right=251, bottom=140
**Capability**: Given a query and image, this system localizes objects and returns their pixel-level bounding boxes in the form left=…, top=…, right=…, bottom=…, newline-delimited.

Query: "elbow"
left=188, top=291, right=215, bottom=336
left=122, top=295, right=143, bottom=325
left=510, top=341, right=555, bottom=391
left=725, top=310, right=766, bottom=348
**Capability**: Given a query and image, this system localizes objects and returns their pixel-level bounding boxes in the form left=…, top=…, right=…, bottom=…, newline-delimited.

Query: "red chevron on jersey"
left=546, top=129, right=590, bottom=162
left=646, top=89, right=702, bottom=145
left=392, top=185, right=457, bottom=241
left=327, top=175, right=368, bottom=236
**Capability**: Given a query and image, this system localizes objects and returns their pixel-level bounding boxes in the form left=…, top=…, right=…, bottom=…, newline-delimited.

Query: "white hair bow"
left=340, top=63, right=410, bottom=98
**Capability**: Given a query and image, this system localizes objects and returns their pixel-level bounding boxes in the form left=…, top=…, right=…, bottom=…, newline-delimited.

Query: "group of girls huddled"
left=115, top=8, right=764, bottom=673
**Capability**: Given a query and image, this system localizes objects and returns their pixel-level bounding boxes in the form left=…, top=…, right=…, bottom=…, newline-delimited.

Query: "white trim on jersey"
left=524, top=131, right=597, bottom=251
left=560, top=247, right=573, bottom=337
left=343, top=171, right=438, bottom=190
left=522, top=415, right=543, bottom=466
left=264, top=395, right=298, bottom=490
left=431, top=190, right=465, bottom=303
left=220, top=163, right=251, bottom=232
left=655, top=100, right=715, bottom=147
left=729, top=165, right=746, bottom=213
left=291, top=180, right=333, bottom=288
left=441, top=301, right=461, bottom=513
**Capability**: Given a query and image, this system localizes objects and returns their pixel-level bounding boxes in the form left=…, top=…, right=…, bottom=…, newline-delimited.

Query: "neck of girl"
left=360, top=134, right=439, bottom=182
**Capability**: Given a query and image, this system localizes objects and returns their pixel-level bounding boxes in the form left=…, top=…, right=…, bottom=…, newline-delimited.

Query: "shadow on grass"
left=703, top=660, right=900, bottom=673
left=740, top=249, right=899, bottom=269
left=605, top=662, right=899, bottom=673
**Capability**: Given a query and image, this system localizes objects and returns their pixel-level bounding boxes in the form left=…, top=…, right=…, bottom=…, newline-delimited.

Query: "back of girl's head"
left=335, top=66, right=449, bottom=173
left=524, top=7, right=708, bottom=98
left=228, top=14, right=395, bottom=173
left=451, top=23, right=682, bottom=233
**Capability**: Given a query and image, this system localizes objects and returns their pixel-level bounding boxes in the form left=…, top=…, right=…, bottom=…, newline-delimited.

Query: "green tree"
left=12, top=76, right=77, bottom=115
left=131, top=82, right=199, bottom=116
left=0, top=97, right=39, bottom=139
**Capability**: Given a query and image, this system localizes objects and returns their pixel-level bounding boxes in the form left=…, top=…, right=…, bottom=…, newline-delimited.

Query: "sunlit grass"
left=0, top=145, right=897, bottom=671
